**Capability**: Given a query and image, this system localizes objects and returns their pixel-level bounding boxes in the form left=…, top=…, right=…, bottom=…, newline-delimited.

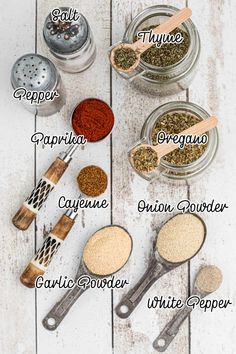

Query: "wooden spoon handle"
left=156, top=116, right=218, bottom=159
left=12, top=157, right=68, bottom=231
left=20, top=214, right=75, bottom=288
left=133, top=7, right=192, bottom=52
left=12, top=145, right=78, bottom=231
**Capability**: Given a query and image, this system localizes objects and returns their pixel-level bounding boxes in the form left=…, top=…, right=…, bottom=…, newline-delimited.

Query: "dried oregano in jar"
left=151, top=112, right=208, bottom=165
left=138, top=101, right=218, bottom=181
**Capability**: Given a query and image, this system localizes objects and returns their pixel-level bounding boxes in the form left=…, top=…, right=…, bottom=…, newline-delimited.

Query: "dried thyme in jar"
left=132, top=146, right=158, bottom=173
left=135, top=27, right=190, bottom=67
left=151, top=112, right=208, bottom=165
left=133, top=26, right=190, bottom=82
left=114, top=47, right=137, bottom=70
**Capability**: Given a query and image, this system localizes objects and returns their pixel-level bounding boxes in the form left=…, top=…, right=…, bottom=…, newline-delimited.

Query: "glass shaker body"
left=43, top=8, right=96, bottom=73
left=11, top=53, right=66, bottom=117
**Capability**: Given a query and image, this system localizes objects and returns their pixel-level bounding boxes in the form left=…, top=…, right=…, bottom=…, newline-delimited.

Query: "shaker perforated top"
left=11, top=53, right=57, bottom=91
left=43, top=7, right=89, bottom=55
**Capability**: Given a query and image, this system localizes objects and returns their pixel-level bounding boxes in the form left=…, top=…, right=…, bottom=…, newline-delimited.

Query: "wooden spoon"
left=110, top=7, right=192, bottom=73
left=130, top=116, right=218, bottom=173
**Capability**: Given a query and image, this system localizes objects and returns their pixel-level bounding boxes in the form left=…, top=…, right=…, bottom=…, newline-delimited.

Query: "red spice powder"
left=72, top=98, right=114, bottom=142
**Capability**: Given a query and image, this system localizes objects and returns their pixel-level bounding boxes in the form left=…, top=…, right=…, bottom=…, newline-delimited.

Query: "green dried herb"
left=138, top=27, right=190, bottom=67
left=132, top=147, right=158, bottom=173
left=114, top=47, right=137, bottom=70
left=133, top=26, right=190, bottom=81
left=151, top=112, right=208, bottom=166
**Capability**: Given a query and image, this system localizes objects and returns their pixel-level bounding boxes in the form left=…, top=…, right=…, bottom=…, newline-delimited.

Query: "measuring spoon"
left=12, top=145, right=78, bottom=231
left=20, top=207, right=78, bottom=288
left=153, top=265, right=222, bottom=351
left=12, top=99, right=114, bottom=231
left=130, top=116, right=218, bottom=173
left=110, top=8, right=192, bottom=73
left=43, top=225, right=132, bottom=330
left=20, top=164, right=108, bottom=288
left=115, top=213, right=206, bottom=318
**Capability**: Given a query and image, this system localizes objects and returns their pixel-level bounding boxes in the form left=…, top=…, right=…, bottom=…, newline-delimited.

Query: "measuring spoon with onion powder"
left=129, top=116, right=218, bottom=175
left=43, top=225, right=132, bottom=330
left=116, top=213, right=206, bottom=318
left=110, top=8, right=192, bottom=73
left=153, top=265, right=222, bottom=352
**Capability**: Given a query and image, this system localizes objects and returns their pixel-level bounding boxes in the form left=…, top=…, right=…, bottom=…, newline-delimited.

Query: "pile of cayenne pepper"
left=72, top=98, right=114, bottom=142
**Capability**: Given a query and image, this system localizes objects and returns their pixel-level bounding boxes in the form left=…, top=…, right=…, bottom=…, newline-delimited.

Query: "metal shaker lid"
left=43, top=7, right=89, bottom=55
left=11, top=53, right=58, bottom=91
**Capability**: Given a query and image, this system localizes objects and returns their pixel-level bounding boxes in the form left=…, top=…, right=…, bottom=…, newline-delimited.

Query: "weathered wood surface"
left=0, top=0, right=235, bottom=353
left=188, top=1, right=236, bottom=353
left=0, top=1, right=36, bottom=354
left=36, top=1, right=112, bottom=353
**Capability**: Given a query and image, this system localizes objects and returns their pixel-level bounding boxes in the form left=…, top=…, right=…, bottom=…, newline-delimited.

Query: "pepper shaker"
left=43, top=7, right=96, bottom=73
left=11, top=53, right=66, bottom=117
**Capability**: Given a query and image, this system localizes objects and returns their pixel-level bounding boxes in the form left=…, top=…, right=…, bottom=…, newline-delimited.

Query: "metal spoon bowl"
left=43, top=225, right=133, bottom=330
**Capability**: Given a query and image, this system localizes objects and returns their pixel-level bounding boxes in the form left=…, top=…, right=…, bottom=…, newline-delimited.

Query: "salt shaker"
left=11, top=53, right=66, bottom=117
left=43, top=7, right=96, bottom=73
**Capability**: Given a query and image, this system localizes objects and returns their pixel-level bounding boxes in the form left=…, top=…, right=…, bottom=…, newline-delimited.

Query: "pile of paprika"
left=72, top=98, right=114, bottom=142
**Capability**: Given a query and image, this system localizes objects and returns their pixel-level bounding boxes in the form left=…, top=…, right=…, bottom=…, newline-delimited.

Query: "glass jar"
left=129, top=101, right=218, bottom=181
left=114, top=5, right=200, bottom=95
left=43, top=8, right=96, bottom=73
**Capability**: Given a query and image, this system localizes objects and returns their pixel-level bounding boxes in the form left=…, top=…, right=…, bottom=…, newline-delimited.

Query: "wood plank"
left=188, top=0, right=236, bottom=353
left=35, top=1, right=112, bottom=353
left=0, top=1, right=36, bottom=353
left=1, top=1, right=236, bottom=353
left=111, top=1, right=191, bottom=353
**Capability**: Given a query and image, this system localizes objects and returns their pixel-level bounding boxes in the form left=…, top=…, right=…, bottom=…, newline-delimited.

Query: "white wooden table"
left=1, top=1, right=236, bottom=353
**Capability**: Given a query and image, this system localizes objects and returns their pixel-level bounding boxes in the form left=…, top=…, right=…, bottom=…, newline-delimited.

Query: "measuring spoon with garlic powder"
left=116, top=213, right=206, bottom=318
left=129, top=116, right=218, bottom=174
left=153, top=265, right=222, bottom=352
left=43, top=225, right=132, bottom=330
left=110, top=8, right=192, bottom=73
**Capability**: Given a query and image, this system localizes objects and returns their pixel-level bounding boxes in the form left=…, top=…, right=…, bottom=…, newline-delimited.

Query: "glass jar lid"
left=43, top=7, right=89, bottom=55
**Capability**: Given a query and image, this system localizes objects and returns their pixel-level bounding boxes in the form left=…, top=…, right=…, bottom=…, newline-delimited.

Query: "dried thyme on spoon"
left=114, top=47, right=137, bottom=70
